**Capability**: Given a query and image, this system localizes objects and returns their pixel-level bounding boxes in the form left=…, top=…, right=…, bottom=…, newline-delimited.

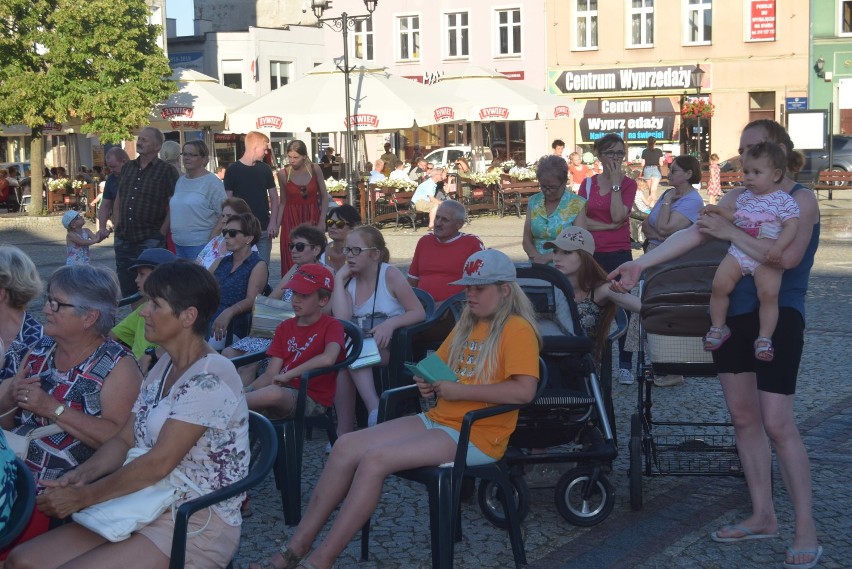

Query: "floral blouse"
left=528, top=190, right=587, bottom=256
left=133, top=353, right=249, bottom=526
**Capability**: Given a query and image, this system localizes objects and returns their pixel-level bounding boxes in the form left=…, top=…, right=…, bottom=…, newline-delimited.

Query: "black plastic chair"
left=169, top=411, right=276, bottom=569
left=360, top=358, right=548, bottom=569
left=0, top=458, right=36, bottom=550
left=118, top=292, right=142, bottom=308
left=230, top=319, right=363, bottom=526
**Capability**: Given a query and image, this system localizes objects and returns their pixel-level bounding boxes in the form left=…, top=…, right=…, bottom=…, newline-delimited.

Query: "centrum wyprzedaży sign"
left=551, top=64, right=706, bottom=95
left=577, top=97, right=680, bottom=144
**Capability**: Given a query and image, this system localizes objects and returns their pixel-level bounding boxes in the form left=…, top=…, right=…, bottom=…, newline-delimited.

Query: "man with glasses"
left=112, top=127, right=179, bottom=297
left=407, top=200, right=483, bottom=303
left=224, top=131, right=280, bottom=265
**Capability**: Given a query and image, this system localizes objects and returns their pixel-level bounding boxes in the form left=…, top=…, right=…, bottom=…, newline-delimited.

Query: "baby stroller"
left=629, top=240, right=743, bottom=510
left=395, top=264, right=623, bottom=527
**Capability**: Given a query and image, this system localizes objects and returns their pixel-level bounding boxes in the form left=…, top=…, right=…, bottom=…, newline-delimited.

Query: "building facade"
left=547, top=0, right=809, bottom=163
left=317, top=0, right=553, bottom=164
left=811, top=0, right=852, bottom=134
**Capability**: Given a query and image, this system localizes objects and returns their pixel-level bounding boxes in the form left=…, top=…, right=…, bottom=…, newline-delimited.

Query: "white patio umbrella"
left=227, top=59, right=461, bottom=134
left=428, top=65, right=584, bottom=123
left=149, top=68, right=254, bottom=132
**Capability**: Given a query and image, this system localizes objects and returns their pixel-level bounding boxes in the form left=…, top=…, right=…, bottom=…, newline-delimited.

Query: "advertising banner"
left=576, top=97, right=680, bottom=143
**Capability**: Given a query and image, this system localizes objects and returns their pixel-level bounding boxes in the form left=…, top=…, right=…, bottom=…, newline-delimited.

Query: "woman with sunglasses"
left=331, top=226, right=425, bottom=437
left=169, top=141, right=227, bottom=260
left=223, top=224, right=327, bottom=384
left=323, top=205, right=361, bottom=272
left=578, top=133, right=638, bottom=386
left=278, top=140, right=330, bottom=277
left=208, top=213, right=269, bottom=350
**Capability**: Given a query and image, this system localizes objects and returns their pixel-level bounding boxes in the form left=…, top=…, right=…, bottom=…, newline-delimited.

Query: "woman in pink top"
left=578, top=133, right=638, bottom=384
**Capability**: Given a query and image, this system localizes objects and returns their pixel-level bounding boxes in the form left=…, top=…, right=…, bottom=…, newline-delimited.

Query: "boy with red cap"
left=243, top=264, right=344, bottom=419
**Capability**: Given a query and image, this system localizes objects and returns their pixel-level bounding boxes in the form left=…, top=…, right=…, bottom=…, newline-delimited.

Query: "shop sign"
left=499, top=71, right=525, bottom=81
left=552, top=64, right=708, bottom=95
left=345, top=114, right=379, bottom=128
left=214, top=133, right=239, bottom=142
left=577, top=97, right=679, bottom=143
left=479, top=107, right=510, bottom=120
left=161, top=106, right=193, bottom=119
left=433, top=107, right=455, bottom=122
left=786, top=97, right=807, bottom=111
left=747, top=1, right=776, bottom=42
left=256, top=116, right=283, bottom=129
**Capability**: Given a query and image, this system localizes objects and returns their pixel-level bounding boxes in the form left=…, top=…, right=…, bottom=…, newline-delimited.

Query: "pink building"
left=319, top=0, right=561, bottom=164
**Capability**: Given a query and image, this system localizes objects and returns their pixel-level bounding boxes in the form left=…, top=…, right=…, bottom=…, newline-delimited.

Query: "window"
left=353, top=18, right=374, bottom=60
left=575, top=1, right=598, bottom=50
left=397, top=15, right=420, bottom=61
left=629, top=0, right=654, bottom=47
left=684, top=0, right=712, bottom=45
left=221, top=60, right=243, bottom=90
left=270, top=61, right=290, bottom=91
left=496, top=8, right=521, bottom=56
left=841, top=1, right=852, bottom=35
left=446, top=12, right=469, bottom=58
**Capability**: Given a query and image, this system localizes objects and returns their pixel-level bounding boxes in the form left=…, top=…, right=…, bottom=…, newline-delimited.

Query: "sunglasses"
left=288, top=242, right=311, bottom=252
left=300, top=185, right=308, bottom=199
left=342, top=246, right=377, bottom=257
left=222, top=228, right=245, bottom=238
left=326, top=219, right=350, bottom=229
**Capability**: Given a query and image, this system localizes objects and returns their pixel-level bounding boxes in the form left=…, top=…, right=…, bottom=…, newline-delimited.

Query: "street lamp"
left=312, top=0, right=379, bottom=206
left=691, top=63, right=706, bottom=162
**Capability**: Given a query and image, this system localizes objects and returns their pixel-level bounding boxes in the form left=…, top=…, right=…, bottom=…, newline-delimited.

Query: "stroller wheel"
left=555, top=467, right=614, bottom=527
left=629, top=413, right=643, bottom=511
left=476, top=477, right=530, bottom=529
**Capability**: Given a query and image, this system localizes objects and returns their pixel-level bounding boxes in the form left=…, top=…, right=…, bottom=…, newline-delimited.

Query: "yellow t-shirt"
left=426, top=315, right=540, bottom=459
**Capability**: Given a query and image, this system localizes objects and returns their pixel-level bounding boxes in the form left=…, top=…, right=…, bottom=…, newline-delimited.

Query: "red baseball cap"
left=285, top=263, right=334, bottom=295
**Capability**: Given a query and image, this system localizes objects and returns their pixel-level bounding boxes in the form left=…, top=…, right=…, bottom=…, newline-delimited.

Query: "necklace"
left=54, top=336, right=104, bottom=373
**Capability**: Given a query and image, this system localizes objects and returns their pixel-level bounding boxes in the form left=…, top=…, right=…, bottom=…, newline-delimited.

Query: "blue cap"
left=127, top=248, right=176, bottom=272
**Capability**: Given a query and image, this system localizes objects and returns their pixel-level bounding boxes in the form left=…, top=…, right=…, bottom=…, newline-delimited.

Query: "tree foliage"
left=0, top=0, right=175, bottom=213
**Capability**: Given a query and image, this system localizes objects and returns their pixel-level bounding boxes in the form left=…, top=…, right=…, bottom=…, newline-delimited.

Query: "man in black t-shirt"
left=224, top=131, right=280, bottom=264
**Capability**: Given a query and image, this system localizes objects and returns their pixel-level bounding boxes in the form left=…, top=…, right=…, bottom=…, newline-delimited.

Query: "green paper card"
left=404, top=353, right=458, bottom=384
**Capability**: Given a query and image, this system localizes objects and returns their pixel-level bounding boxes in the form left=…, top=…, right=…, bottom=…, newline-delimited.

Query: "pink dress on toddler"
left=729, top=189, right=800, bottom=275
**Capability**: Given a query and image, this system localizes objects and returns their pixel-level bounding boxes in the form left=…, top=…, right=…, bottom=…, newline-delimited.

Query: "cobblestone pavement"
left=1, top=196, right=850, bottom=569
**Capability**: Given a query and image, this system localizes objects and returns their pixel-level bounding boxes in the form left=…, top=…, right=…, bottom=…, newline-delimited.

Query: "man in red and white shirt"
left=407, top=200, right=484, bottom=303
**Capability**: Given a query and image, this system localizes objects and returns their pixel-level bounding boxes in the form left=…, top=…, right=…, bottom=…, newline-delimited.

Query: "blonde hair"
left=447, top=282, right=541, bottom=384
left=0, top=245, right=43, bottom=309
left=350, top=225, right=390, bottom=264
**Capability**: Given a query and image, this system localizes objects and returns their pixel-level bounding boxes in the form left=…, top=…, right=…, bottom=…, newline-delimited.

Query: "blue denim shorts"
left=643, top=166, right=662, bottom=179
left=418, top=413, right=496, bottom=466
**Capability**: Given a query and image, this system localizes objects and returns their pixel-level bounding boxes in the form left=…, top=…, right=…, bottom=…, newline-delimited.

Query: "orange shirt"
left=426, top=315, right=540, bottom=459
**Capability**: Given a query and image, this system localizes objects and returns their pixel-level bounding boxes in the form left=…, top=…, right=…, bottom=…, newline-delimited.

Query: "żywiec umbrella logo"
left=161, top=106, right=194, bottom=119
left=345, top=115, right=379, bottom=128
left=256, top=116, right=283, bottom=129
left=479, top=107, right=509, bottom=120
left=433, top=107, right=455, bottom=122
left=554, top=106, right=572, bottom=118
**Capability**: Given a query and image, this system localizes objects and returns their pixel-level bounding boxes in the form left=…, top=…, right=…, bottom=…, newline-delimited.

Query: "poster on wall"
left=746, top=1, right=776, bottom=42
left=576, top=97, right=680, bottom=144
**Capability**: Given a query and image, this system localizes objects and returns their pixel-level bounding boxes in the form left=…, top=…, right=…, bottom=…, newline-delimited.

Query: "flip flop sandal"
left=257, top=544, right=302, bottom=569
left=296, top=561, right=320, bottom=569
left=754, top=337, right=775, bottom=362
left=703, top=325, right=731, bottom=351
left=783, top=545, right=823, bottom=569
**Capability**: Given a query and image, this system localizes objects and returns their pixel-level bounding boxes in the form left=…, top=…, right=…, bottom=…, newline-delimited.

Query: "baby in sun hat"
left=62, top=210, right=105, bottom=266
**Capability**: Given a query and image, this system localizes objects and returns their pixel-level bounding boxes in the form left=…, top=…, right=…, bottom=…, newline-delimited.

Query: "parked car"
left=422, top=146, right=493, bottom=172
left=794, top=135, right=852, bottom=184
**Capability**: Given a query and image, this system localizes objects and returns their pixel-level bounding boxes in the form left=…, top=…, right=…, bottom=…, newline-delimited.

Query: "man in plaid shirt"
left=113, top=126, right=179, bottom=297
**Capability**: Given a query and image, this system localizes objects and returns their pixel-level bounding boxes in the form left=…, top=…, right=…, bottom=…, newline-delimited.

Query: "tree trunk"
left=29, top=128, right=44, bottom=215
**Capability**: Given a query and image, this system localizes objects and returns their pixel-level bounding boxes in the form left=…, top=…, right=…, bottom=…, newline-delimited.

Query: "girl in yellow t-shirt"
left=251, top=249, right=541, bottom=569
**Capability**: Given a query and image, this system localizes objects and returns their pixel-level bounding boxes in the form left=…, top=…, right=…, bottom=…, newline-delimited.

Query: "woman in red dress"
left=277, top=140, right=330, bottom=276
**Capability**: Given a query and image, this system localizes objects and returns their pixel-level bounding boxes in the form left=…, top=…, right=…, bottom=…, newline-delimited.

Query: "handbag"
left=249, top=294, right=295, bottom=339
left=349, top=263, right=383, bottom=370
left=3, top=423, right=64, bottom=460
left=72, top=447, right=210, bottom=542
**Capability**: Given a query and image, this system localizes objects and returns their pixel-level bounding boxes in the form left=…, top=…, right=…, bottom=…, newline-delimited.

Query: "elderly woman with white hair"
left=0, top=265, right=141, bottom=533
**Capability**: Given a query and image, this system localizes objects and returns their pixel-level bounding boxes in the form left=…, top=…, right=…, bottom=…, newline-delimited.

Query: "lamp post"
left=312, top=0, right=378, bottom=207
left=691, top=63, right=706, bottom=162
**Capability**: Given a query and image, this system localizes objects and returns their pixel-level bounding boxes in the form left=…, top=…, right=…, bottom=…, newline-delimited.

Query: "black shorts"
left=711, top=307, right=804, bottom=395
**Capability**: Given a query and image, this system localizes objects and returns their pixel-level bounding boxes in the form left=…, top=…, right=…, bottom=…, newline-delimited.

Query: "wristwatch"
left=54, top=404, right=66, bottom=419
left=611, top=184, right=622, bottom=193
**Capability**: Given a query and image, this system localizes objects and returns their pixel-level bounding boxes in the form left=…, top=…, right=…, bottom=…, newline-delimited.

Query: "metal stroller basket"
left=629, top=240, right=743, bottom=511
left=475, top=264, right=622, bottom=528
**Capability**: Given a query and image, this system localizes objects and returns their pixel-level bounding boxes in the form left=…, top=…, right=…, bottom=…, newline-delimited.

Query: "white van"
left=422, top=146, right=493, bottom=172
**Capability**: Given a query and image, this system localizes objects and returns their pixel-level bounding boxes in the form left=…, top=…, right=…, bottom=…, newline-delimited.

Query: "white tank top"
left=346, top=263, right=405, bottom=330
